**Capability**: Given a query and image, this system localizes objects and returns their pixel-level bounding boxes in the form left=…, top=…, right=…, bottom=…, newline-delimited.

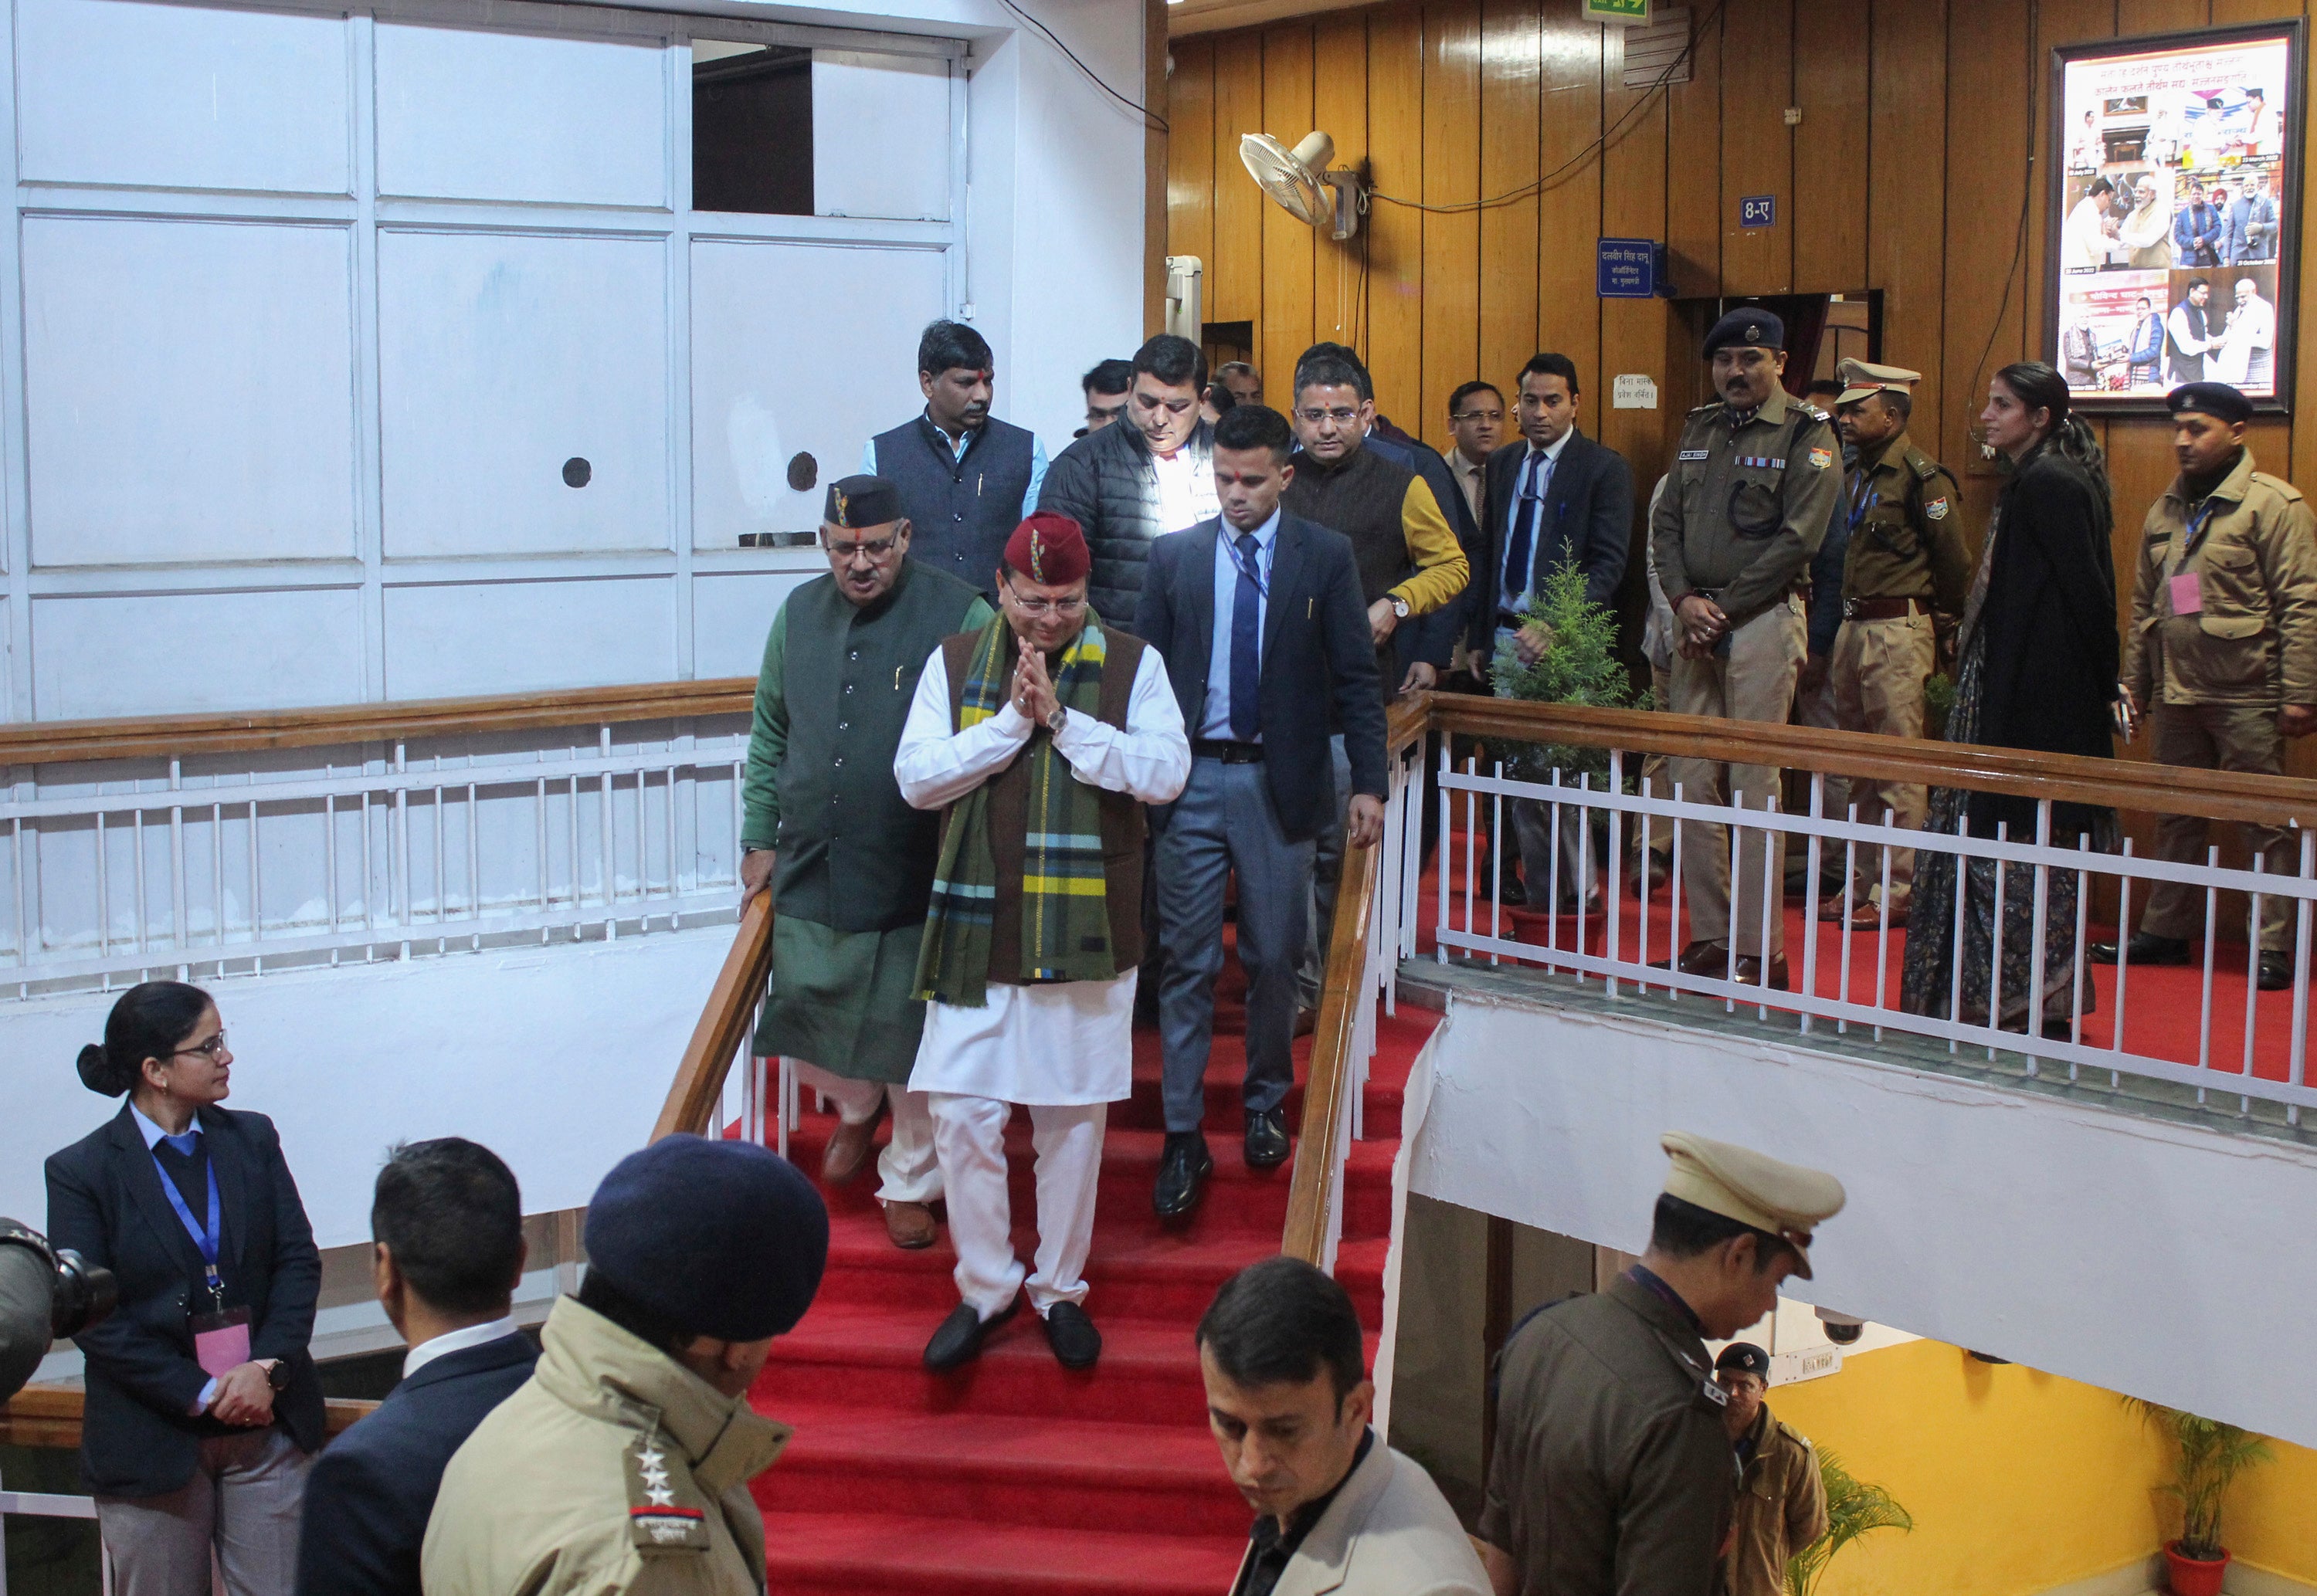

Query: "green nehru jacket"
left=741, top=559, right=992, bottom=1081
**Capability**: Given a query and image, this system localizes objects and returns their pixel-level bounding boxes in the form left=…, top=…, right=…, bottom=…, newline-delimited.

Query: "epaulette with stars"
left=626, top=1427, right=711, bottom=1553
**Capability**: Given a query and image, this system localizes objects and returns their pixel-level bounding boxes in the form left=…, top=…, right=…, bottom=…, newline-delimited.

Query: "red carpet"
left=740, top=950, right=1439, bottom=1595
left=1420, top=832, right=2306, bottom=1083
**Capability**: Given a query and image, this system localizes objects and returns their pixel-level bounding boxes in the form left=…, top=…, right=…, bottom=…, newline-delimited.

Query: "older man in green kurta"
left=741, top=474, right=992, bottom=1249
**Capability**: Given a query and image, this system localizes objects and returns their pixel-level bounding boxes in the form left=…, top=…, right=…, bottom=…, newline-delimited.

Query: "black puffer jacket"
left=1037, top=418, right=1216, bottom=622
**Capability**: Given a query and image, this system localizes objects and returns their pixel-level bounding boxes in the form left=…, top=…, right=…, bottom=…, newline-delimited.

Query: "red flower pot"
left=2163, top=1541, right=2230, bottom=1596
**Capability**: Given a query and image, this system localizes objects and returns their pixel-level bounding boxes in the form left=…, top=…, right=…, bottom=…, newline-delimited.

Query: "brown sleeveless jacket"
left=938, top=628, right=1150, bottom=984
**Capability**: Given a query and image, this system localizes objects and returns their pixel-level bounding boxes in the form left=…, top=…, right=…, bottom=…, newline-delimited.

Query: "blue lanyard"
left=1847, top=484, right=1881, bottom=532
left=151, top=1147, right=226, bottom=1306
left=1223, top=530, right=1270, bottom=600
left=2183, top=500, right=2221, bottom=553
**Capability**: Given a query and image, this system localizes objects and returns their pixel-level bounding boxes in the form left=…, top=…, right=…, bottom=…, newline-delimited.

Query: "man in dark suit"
left=1137, top=403, right=1389, bottom=1217
left=295, top=1139, right=535, bottom=1596
left=1473, top=353, right=1634, bottom=907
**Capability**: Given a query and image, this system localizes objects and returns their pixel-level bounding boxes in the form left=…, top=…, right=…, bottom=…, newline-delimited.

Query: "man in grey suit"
left=1137, top=404, right=1388, bottom=1219
left=1199, top=1257, right=1488, bottom=1596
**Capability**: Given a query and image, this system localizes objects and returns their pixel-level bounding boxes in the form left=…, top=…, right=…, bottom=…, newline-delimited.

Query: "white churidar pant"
left=789, top=1060, right=941, bottom=1205
left=929, top=1093, right=1106, bottom=1319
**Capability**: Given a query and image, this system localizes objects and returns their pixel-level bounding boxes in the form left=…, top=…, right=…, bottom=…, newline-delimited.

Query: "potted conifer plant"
left=2128, top=1399, right=2275, bottom=1596
left=1487, top=559, right=1638, bottom=785
left=1784, top=1448, right=1912, bottom=1596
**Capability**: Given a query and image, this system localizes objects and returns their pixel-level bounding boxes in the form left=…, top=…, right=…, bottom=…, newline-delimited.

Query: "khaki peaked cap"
left=1834, top=358, right=1922, bottom=408
left=1661, top=1131, right=1846, bottom=1278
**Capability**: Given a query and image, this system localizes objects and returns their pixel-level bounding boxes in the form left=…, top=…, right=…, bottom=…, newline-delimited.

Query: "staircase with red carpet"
left=742, top=955, right=1438, bottom=1596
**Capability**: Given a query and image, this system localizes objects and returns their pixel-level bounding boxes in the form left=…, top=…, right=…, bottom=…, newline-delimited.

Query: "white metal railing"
left=0, top=1472, right=108, bottom=1596
left=0, top=721, right=751, bottom=997
left=1430, top=746, right=2317, bottom=1125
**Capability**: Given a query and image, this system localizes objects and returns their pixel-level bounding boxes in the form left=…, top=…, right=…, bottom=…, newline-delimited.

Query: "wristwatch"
left=1389, top=596, right=1411, bottom=621
left=1045, top=705, right=1068, bottom=735
left=263, top=1359, right=291, bottom=1391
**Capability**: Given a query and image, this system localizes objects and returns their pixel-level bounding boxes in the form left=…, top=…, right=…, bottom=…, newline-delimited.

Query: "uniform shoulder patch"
left=1925, top=496, right=1951, bottom=520
left=626, top=1433, right=711, bottom=1554
left=1808, top=446, right=1834, bottom=471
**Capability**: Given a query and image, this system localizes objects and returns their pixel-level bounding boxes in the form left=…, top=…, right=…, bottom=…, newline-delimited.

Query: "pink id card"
left=2169, top=571, right=2203, bottom=616
left=191, top=1309, right=251, bottom=1377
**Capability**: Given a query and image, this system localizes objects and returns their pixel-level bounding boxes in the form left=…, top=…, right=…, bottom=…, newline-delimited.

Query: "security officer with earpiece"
left=1819, top=359, right=1971, bottom=930
left=1649, top=311, right=1842, bottom=990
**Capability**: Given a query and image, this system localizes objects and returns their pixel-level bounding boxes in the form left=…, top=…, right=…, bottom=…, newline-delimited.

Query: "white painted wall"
left=0, top=0, right=1148, bottom=720
left=0, top=923, right=733, bottom=1248
left=1407, top=991, right=2317, bottom=1450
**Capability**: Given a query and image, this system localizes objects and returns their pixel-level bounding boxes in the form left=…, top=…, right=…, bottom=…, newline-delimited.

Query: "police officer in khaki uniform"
left=424, top=1137, right=829, bottom=1596
left=1650, top=311, right=1843, bottom=989
left=2095, top=381, right=2317, bottom=990
left=1712, top=1343, right=1827, bottom=1596
left=1819, top=360, right=1971, bottom=928
left=1477, top=1133, right=1845, bottom=1596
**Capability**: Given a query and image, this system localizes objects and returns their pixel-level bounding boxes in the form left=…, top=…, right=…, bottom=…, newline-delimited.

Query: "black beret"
left=824, top=474, right=904, bottom=529
left=1705, top=308, right=1785, bottom=358
left=2168, top=381, right=2254, bottom=425
left=584, top=1136, right=829, bottom=1341
left=1715, top=1341, right=1772, bottom=1379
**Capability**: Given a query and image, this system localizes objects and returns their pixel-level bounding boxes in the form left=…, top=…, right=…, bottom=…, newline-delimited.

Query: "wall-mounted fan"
left=1239, top=130, right=1365, bottom=241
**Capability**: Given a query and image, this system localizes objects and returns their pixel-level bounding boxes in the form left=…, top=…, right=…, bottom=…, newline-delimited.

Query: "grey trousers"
left=97, top=1427, right=310, bottom=1596
left=1158, top=756, right=1315, bottom=1134
left=1298, top=734, right=1355, bottom=1010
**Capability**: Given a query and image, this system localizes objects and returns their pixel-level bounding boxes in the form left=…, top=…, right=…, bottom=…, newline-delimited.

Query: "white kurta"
left=894, top=639, right=1190, bottom=1106
left=2212, top=294, right=2275, bottom=386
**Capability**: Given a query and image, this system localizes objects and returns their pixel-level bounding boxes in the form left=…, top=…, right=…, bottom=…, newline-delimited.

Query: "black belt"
left=1192, top=739, right=1265, bottom=764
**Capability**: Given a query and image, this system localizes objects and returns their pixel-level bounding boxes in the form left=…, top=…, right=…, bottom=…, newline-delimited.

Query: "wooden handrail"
left=0, top=679, right=755, bottom=768
left=0, top=1384, right=377, bottom=1449
left=1426, top=695, right=2317, bottom=828
left=1280, top=696, right=1420, bottom=1263
left=652, top=892, right=777, bottom=1141
left=1282, top=836, right=1380, bottom=1264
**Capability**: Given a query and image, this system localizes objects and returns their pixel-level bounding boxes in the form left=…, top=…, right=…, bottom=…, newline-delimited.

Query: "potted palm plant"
left=1784, top=1448, right=1912, bottom=1596
left=2128, top=1399, right=2275, bottom=1596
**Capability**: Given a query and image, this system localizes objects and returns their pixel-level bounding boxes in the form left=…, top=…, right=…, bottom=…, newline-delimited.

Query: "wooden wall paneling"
left=1311, top=12, right=1370, bottom=352
left=2210, top=0, right=2302, bottom=22
left=1366, top=6, right=1427, bottom=417
left=1477, top=0, right=1542, bottom=425
left=1715, top=0, right=1793, bottom=296
left=1596, top=25, right=1672, bottom=490
left=1166, top=38, right=1217, bottom=286
left=1790, top=0, right=1868, bottom=293
left=1535, top=2, right=1604, bottom=402
left=1211, top=42, right=1267, bottom=327
left=1866, top=0, right=1948, bottom=463
left=1146, top=0, right=1170, bottom=335
left=1420, top=0, right=1484, bottom=440
left=2027, top=0, right=2116, bottom=364
left=2117, top=0, right=2209, bottom=28
left=1665, top=1, right=1722, bottom=296
left=1939, top=0, right=2031, bottom=534
left=1261, top=24, right=1318, bottom=392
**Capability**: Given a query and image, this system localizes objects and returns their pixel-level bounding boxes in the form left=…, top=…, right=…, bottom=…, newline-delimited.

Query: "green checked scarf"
left=914, top=612, right=1114, bottom=1007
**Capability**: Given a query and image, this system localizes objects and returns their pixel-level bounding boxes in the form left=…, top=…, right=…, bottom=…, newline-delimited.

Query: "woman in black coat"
left=1903, top=362, right=2121, bottom=1033
left=46, top=981, right=323, bottom=1595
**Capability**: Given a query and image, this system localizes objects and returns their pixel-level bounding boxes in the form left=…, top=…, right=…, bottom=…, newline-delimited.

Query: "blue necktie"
left=1230, top=534, right=1263, bottom=741
left=1505, top=453, right=1542, bottom=608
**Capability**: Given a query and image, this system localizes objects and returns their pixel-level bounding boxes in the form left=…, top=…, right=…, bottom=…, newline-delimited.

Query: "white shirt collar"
left=401, top=1316, right=521, bottom=1379
left=131, top=1103, right=199, bottom=1149
left=1528, top=429, right=1575, bottom=467
left=1223, top=505, right=1282, bottom=551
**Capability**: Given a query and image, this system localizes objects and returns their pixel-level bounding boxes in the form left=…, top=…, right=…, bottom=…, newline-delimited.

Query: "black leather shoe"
left=923, top=1295, right=1018, bottom=1371
left=1244, top=1107, right=1291, bottom=1169
left=2088, top=931, right=2192, bottom=967
left=1041, top=1302, right=1102, bottom=1369
left=2259, top=951, right=2295, bottom=991
left=1153, top=1131, right=1213, bottom=1218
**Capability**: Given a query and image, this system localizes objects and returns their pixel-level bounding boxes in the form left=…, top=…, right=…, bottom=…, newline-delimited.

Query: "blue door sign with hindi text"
left=1739, top=195, right=1776, bottom=229
left=1596, top=238, right=1667, bottom=298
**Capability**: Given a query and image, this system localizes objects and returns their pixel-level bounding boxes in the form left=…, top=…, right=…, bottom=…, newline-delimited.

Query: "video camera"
left=1, top=1217, right=117, bottom=1404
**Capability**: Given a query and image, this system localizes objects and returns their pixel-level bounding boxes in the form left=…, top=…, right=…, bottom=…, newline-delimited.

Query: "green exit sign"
left=1584, top=0, right=1650, bottom=20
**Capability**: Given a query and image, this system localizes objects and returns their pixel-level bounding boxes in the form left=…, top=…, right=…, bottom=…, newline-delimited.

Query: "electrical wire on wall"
left=1332, top=0, right=1724, bottom=370
left=992, top=0, right=1169, bottom=134
left=1959, top=0, right=2044, bottom=459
